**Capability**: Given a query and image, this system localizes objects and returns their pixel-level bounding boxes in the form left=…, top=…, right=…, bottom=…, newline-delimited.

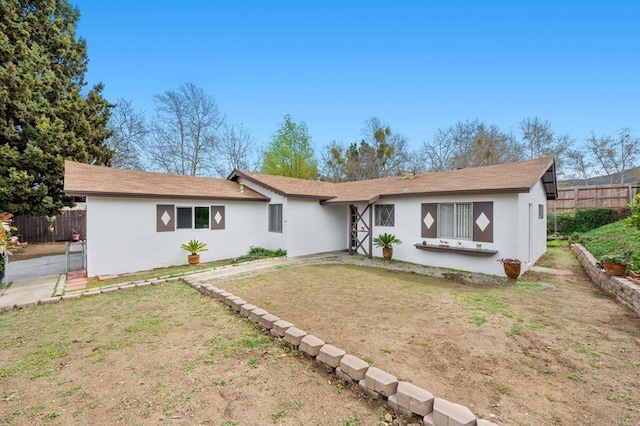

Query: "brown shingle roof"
left=64, top=161, right=268, bottom=201
left=231, top=156, right=556, bottom=204
left=228, top=170, right=337, bottom=199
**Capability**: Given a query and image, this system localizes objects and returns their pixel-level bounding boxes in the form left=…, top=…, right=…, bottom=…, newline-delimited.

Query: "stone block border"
left=573, top=243, right=640, bottom=317
left=187, top=278, right=500, bottom=426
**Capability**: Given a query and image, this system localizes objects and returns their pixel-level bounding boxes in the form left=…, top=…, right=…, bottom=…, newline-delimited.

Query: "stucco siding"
left=360, top=194, right=523, bottom=275
left=86, top=196, right=265, bottom=276
left=516, top=181, right=548, bottom=268
left=286, top=199, right=348, bottom=256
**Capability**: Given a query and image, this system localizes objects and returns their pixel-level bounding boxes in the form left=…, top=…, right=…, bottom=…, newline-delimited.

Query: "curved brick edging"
left=183, top=276, right=500, bottom=426
left=572, top=243, right=640, bottom=317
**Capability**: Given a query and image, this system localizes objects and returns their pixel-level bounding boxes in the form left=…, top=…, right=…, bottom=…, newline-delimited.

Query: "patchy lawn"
left=217, top=249, right=640, bottom=425
left=0, top=283, right=389, bottom=425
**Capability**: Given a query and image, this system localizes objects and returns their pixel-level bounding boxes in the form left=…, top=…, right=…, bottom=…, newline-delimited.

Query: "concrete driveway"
left=6, top=255, right=67, bottom=282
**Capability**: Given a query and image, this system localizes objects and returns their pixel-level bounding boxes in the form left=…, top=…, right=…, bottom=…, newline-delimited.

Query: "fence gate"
left=66, top=241, right=86, bottom=272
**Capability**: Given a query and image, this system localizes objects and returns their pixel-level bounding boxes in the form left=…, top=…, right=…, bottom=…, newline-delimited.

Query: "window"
left=375, top=204, right=395, bottom=227
left=438, top=203, right=472, bottom=239
left=195, top=207, right=209, bottom=229
left=176, top=206, right=210, bottom=229
left=177, top=207, right=192, bottom=229
left=269, top=204, right=283, bottom=233
left=538, top=204, right=544, bottom=219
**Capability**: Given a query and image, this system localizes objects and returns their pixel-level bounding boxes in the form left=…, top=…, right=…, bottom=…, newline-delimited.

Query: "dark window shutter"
left=421, top=203, right=437, bottom=238
left=472, top=202, right=493, bottom=242
left=157, top=205, right=175, bottom=232
left=211, top=206, right=225, bottom=230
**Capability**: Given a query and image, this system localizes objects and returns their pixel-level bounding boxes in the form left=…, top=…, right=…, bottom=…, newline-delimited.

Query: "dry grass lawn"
left=217, top=249, right=640, bottom=426
left=0, top=283, right=389, bottom=425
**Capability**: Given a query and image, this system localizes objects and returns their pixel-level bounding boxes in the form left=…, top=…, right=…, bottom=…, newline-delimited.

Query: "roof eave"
left=229, top=170, right=289, bottom=197
left=64, top=190, right=270, bottom=202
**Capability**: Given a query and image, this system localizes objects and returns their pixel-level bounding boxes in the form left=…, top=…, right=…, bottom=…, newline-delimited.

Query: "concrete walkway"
left=0, top=274, right=63, bottom=310
left=0, top=252, right=345, bottom=312
left=0, top=256, right=67, bottom=311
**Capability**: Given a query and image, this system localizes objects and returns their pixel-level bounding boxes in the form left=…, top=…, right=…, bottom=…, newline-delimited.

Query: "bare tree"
left=143, top=83, right=225, bottom=176
left=421, top=126, right=459, bottom=171
left=565, top=148, right=595, bottom=185
left=106, top=99, right=147, bottom=170
left=585, top=132, right=617, bottom=182
left=422, top=119, right=520, bottom=171
left=608, top=127, right=639, bottom=183
left=519, top=117, right=572, bottom=171
left=214, top=123, right=255, bottom=176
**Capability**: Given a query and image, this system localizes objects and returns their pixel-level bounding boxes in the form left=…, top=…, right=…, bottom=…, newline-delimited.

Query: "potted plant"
left=71, top=229, right=80, bottom=241
left=600, top=252, right=630, bottom=277
left=180, top=239, right=208, bottom=265
left=498, top=258, right=521, bottom=282
left=46, top=215, right=56, bottom=233
left=373, top=233, right=402, bottom=263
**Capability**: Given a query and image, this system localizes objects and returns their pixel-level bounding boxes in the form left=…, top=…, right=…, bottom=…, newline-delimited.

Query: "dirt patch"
left=214, top=248, right=640, bottom=425
left=9, top=242, right=66, bottom=261
left=0, top=283, right=391, bottom=425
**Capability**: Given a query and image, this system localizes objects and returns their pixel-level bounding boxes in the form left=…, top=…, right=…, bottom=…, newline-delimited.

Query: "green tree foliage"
left=322, top=117, right=410, bottom=181
left=0, top=0, right=112, bottom=216
left=627, top=194, right=640, bottom=230
left=261, top=114, right=317, bottom=178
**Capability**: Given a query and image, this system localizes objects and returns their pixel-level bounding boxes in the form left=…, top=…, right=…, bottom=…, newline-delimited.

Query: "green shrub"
left=232, top=247, right=287, bottom=264
left=626, top=194, right=640, bottom=230
left=548, top=208, right=616, bottom=236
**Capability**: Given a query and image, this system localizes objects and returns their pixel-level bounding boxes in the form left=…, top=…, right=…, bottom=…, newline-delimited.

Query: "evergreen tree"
left=0, top=0, right=113, bottom=216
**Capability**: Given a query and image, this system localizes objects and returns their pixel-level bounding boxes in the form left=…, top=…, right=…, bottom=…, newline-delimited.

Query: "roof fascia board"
left=64, top=191, right=270, bottom=202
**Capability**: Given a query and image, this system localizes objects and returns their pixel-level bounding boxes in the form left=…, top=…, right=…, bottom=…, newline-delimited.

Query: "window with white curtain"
left=438, top=203, right=472, bottom=239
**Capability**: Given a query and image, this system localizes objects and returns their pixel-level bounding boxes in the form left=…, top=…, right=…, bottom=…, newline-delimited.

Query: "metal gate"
left=66, top=241, right=86, bottom=272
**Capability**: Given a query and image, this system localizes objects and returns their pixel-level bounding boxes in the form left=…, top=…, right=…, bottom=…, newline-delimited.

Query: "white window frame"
left=176, top=207, right=193, bottom=229
left=176, top=206, right=210, bottom=229
left=438, top=203, right=472, bottom=240
left=375, top=204, right=395, bottom=227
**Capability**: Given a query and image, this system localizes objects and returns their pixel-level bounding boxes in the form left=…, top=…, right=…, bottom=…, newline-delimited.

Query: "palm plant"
left=373, top=233, right=402, bottom=248
left=180, top=239, right=208, bottom=255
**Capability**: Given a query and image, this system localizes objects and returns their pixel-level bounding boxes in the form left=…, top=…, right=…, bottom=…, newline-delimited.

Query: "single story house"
left=64, top=156, right=556, bottom=277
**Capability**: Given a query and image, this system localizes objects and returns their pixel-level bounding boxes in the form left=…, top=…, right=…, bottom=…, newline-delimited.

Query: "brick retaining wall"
left=184, top=276, right=500, bottom=426
left=572, top=243, right=640, bottom=317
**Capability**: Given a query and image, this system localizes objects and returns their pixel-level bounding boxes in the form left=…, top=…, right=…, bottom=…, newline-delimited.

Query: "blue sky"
left=73, top=1, right=639, bottom=155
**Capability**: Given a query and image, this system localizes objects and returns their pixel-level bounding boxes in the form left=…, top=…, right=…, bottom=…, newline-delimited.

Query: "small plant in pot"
left=180, top=239, right=208, bottom=265
left=599, top=252, right=630, bottom=277
left=373, top=233, right=402, bottom=263
left=497, top=258, right=522, bottom=282
left=71, top=229, right=80, bottom=241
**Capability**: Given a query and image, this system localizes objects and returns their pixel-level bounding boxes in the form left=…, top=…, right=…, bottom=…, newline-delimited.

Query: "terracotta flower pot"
left=188, top=254, right=200, bottom=265
left=71, top=233, right=80, bottom=241
left=503, top=261, right=521, bottom=282
left=603, top=262, right=626, bottom=277
left=382, top=247, right=393, bottom=263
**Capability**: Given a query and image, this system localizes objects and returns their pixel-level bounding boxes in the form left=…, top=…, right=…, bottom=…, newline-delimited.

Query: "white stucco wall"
left=236, top=179, right=349, bottom=257
left=516, top=181, right=549, bottom=268
left=286, top=199, right=348, bottom=256
left=355, top=192, right=539, bottom=276
left=86, top=196, right=266, bottom=276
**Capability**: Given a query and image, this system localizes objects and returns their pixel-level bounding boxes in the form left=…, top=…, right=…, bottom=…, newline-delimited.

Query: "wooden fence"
left=548, top=184, right=640, bottom=214
left=13, top=210, right=86, bottom=243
